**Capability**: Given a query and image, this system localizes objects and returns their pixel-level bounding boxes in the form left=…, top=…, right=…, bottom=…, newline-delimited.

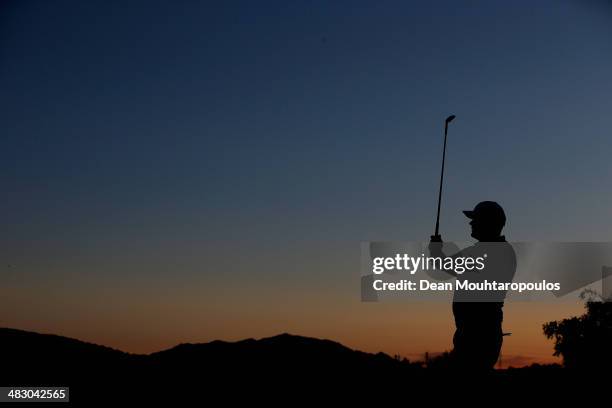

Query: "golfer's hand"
left=429, top=235, right=444, bottom=257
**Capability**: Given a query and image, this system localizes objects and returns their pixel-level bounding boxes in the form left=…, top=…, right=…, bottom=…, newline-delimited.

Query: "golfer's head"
left=463, top=201, right=506, bottom=240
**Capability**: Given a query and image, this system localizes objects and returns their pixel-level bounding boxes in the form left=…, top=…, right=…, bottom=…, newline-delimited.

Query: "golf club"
left=432, top=114, right=456, bottom=241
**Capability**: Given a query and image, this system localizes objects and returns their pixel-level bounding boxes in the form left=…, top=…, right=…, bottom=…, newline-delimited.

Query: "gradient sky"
left=2, top=0, right=612, bottom=365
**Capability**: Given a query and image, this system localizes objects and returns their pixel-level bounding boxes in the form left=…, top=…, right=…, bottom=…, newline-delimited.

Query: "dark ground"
left=0, top=327, right=604, bottom=404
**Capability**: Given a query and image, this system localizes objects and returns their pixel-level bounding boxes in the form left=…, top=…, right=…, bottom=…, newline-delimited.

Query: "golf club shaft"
left=434, top=122, right=449, bottom=237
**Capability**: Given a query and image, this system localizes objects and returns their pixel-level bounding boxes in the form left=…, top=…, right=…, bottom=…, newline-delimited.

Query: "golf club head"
left=445, top=115, right=456, bottom=124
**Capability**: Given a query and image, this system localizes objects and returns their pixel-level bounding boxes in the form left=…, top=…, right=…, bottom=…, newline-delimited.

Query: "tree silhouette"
left=543, top=291, right=612, bottom=369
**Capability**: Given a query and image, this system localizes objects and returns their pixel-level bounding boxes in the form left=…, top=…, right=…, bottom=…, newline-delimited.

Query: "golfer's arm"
left=428, top=244, right=459, bottom=277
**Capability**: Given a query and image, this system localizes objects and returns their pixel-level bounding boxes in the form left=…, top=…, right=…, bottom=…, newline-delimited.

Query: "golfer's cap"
left=463, top=201, right=506, bottom=225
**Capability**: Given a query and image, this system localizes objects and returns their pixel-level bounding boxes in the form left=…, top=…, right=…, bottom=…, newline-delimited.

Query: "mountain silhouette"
left=1, top=328, right=420, bottom=402
left=2, top=327, right=604, bottom=403
left=148, top=332, right=413, bottom=374
left=1, top=328, right=416, bottom=374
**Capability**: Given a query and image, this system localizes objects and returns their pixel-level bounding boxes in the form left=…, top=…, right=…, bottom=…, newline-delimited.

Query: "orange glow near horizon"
left=1, top=282, right=584, bottom=368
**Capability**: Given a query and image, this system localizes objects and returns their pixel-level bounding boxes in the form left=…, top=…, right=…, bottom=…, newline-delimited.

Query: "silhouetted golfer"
left=429, top=201, right=517, bottom=371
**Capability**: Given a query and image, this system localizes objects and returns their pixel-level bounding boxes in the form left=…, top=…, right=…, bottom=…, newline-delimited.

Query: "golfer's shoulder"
left=499, top=240, right=516, bottom=259
left=487, top=240, right=517, bottom=267
left=474, top=240, right=516, bottom=258
left=456, top=244, right=479, bottom=257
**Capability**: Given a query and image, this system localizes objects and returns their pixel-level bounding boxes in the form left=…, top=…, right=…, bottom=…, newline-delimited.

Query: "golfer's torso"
left=452, top=241, right=517, bottom=304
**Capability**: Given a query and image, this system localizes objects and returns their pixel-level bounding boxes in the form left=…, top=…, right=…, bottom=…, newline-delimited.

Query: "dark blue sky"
left=1, top=0, right=612, bottom=355
left=3, top=0, right=612, bottom=247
